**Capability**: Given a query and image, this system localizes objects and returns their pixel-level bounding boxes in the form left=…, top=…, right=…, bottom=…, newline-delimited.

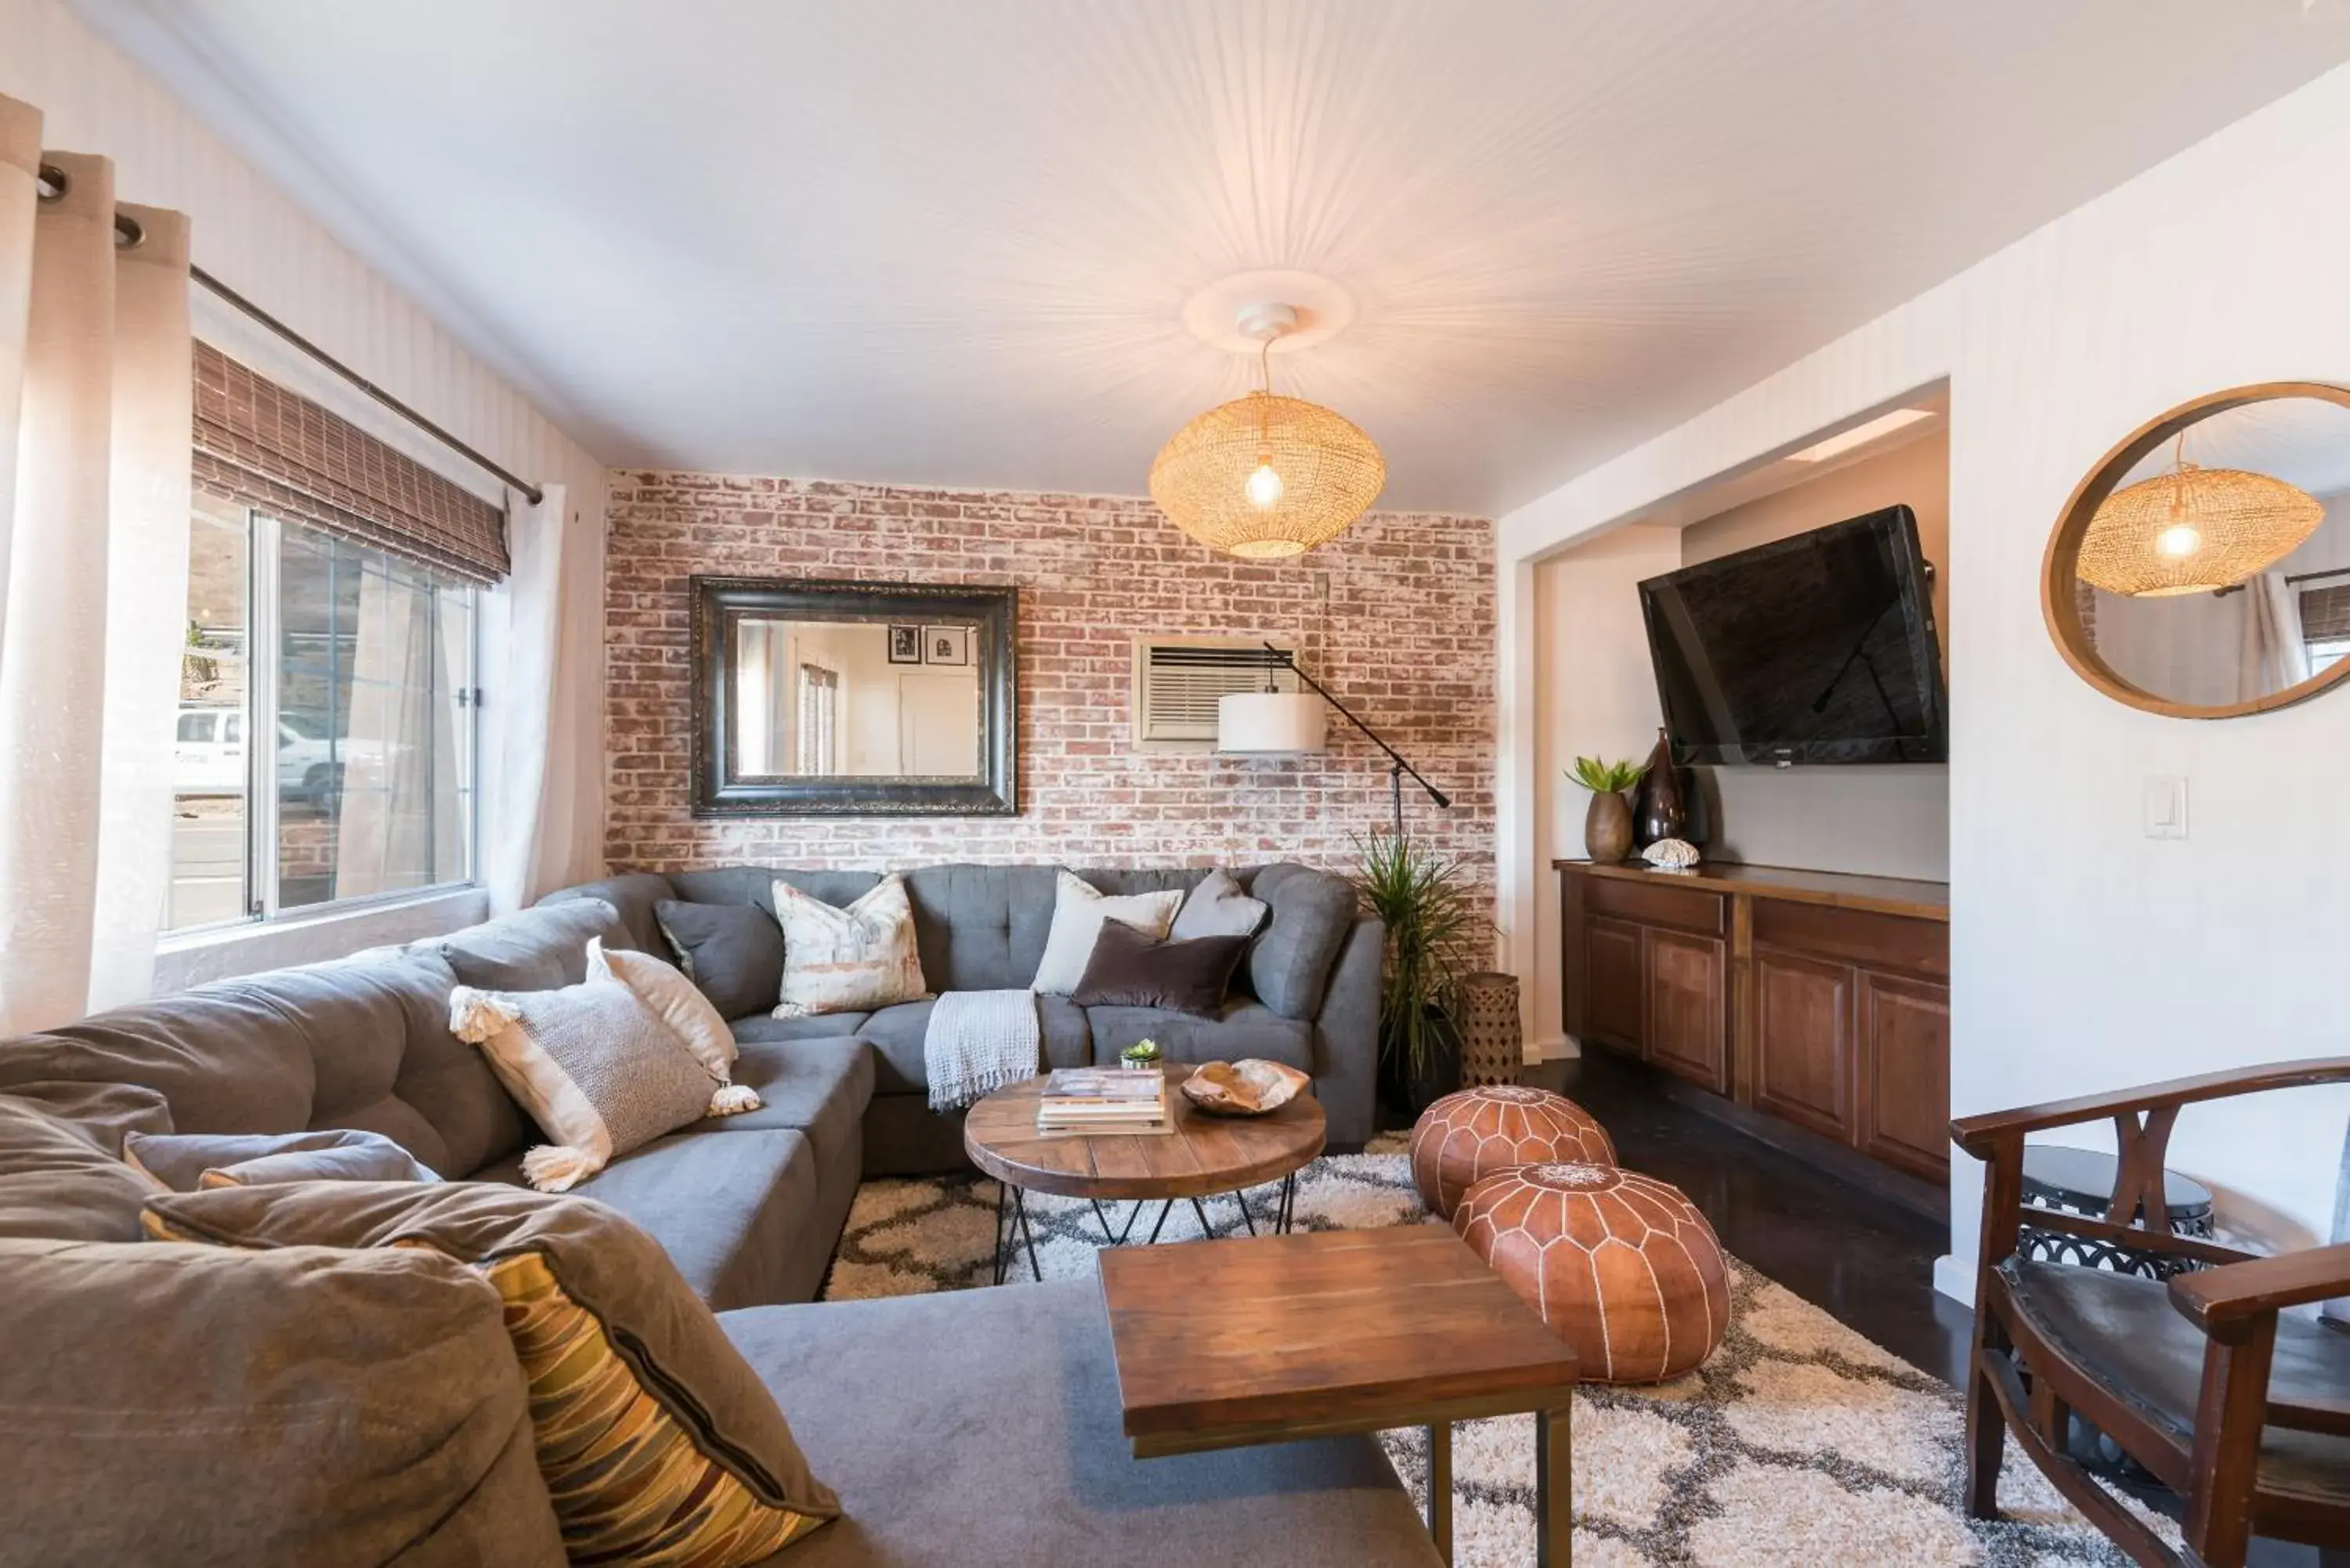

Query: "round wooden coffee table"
left=962, top=1064, right=1326, bottom=1283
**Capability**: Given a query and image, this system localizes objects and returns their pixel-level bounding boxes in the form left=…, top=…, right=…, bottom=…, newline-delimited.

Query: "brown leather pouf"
left=1408, top=1085, right=1615, bottom=1219
left=1453, top=1161, right=1730, bottom=1384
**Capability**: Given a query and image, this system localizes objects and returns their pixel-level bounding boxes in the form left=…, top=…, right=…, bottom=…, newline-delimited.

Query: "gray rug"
left=820, top=1137, right=2169, bottom=1566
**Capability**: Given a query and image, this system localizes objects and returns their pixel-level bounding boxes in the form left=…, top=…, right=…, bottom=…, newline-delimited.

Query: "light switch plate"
left=2144, top=775, right=2188, bottom=840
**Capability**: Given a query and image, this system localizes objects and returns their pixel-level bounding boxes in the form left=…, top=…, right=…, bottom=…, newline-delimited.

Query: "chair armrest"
left=2170, top=1242, right=2350, bottom=1339
left=1950, top=1057, right=2350, bottom=1158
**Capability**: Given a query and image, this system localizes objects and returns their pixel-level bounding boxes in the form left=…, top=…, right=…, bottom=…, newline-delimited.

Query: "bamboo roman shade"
left=2300, top=583, right=2350, bottom=643
left=190, top=341, right=508, bottom=582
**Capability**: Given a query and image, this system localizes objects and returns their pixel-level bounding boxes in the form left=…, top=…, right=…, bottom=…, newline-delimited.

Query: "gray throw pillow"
left=1170, top=868, right=1270, bottom=942
left=1072, top=922, right=1250, bottom=1017
left=1, top=1233, right=563, bottom=1568
left=434, top=899, right=630, bottom=992
left=124, top=1128, right=440, bottom=1192
left=145, top=1180, right=840, bottom=1559
left=654, top=899, right=786, bottom=1019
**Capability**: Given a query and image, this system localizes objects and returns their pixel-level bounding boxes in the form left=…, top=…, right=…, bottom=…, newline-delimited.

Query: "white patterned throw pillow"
left=450, top=975, right=760, bottom=1192
left=1029, top=870, right=1184, bottom=995
left=771, top=874, right=930, bottom=1018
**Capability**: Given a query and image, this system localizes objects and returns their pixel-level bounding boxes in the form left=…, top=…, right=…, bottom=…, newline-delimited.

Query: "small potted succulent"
left=1569, top=755, right=1644, bottom=864
left=1119, top=1039, right=1162, bottom=1071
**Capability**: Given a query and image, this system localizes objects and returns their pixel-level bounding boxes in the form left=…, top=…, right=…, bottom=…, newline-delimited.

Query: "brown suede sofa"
left=0, top=867, right=1434, bottom=1566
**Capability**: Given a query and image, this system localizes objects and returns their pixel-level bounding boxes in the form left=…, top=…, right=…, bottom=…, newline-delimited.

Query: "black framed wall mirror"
left=690, top=577, right=1017, bottom=816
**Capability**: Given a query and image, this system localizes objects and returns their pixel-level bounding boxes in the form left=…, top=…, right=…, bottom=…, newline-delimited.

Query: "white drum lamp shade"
left=1217, top=692, right=1328, bottom=753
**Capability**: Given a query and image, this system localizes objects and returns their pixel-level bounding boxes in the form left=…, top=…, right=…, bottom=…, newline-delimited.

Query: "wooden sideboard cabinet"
left=1556, top=859, right=1950, bottom=1186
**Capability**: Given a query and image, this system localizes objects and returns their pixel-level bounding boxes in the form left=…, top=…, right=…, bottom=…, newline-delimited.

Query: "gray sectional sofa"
left=0, top=861, right=1434, bottom=1566
left=541, top=861, right=1385, bottom=1173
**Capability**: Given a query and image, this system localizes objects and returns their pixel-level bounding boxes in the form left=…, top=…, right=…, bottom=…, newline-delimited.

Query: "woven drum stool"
left=1455, top=972, right=1523, bottom=1087
left=1453, top=1161, right=1729, bottom=1384
left=1408, top=1084, right=1614, bottom=1220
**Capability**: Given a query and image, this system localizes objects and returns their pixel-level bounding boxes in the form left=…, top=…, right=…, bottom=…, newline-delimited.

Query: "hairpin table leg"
left=1009, top=1184, right=1042, bottom=1282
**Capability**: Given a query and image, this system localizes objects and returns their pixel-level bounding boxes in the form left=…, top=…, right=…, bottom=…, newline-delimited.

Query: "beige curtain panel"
left=0, top=95, right=194, bottom=1031
left=191, top=341, right=509, bottom=583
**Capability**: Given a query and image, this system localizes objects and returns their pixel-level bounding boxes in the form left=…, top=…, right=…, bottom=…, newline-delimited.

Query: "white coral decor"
left=1643, top=837, right=1700, bottom=871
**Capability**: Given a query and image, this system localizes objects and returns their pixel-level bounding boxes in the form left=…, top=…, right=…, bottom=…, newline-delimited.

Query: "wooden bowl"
left=1179, top=1060, right=1311, bottom=1117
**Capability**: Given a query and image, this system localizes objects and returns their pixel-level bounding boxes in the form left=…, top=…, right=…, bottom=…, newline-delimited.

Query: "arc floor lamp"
left=1217, top=644, right=1448, bottom=838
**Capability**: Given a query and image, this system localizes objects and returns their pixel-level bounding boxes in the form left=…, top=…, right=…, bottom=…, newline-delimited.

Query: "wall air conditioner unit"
left=1130, top=636, right=1300, bottom=750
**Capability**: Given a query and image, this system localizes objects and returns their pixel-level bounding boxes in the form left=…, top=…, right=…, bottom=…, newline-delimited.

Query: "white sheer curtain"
left=2239, top=569, right=2312, bottom=703
left=0, top=99, right=193, bottom=1033
left=482, top=482, right=569, bottom=914
left=333, top=560, right=461, bottom=898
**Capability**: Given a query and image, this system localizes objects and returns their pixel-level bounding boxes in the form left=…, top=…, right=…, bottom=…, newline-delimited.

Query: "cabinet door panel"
left=1583, top=918, right=1644, bottom=1054
left=1858, top=972, right=1951, bottom=1181
left=1753, top=947, right=1853, bottom=1142
left=1643, top=928, right=1727, bottom=1093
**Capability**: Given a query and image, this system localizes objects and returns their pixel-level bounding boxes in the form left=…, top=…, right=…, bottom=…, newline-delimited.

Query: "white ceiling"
left=74, top=1, right=2350, bottom=515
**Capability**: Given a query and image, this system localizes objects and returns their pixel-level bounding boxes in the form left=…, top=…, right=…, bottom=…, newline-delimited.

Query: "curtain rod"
left=187, top=263, right=544, bottom=507
left=44, top=161, right=544, bottom=506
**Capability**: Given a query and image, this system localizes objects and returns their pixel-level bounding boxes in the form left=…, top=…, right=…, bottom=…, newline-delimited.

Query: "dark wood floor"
left=1520, top=1050, right=1972, bottom=1383
left=1491, top=1050, right=2323, bottom=1567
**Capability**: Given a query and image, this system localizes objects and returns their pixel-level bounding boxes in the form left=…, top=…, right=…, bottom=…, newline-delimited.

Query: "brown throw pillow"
left=143, top=1180, right=837, bottom=1565
left=1071, top=920, right=1250, bottom=1017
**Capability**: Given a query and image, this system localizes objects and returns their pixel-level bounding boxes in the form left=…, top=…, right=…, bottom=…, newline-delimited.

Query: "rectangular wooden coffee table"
left=1098, top=1226, right=1577, bottom=1566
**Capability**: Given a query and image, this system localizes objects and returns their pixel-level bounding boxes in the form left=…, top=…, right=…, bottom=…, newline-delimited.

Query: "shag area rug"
left=820, top=1137, right=2165, bottom=1567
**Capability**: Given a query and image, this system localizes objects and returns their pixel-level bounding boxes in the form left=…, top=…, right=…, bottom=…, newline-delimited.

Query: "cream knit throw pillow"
left=771, top=875, right=929, bottom=1018
left=450, top=975, right=757, bottom=1192
left=586, top=938, right=743, bottom=1082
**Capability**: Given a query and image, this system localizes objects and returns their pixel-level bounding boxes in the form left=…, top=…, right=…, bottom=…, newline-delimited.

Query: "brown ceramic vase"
left=1584, top=790, right=1634, bottom=863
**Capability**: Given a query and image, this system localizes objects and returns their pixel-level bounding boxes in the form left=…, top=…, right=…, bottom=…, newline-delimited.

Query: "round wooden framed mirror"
left=2043, top=382, right=2350, bottom=718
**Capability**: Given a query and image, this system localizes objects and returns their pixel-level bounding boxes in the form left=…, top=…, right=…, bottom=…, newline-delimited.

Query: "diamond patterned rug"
left=819, top=1136, right=2164, bottom=1566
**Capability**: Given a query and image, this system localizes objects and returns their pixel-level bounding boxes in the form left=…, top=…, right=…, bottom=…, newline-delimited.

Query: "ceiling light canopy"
left=2078, top=456, right=2323, bottom=598
left=1151, top=302, right=1385, bottom=559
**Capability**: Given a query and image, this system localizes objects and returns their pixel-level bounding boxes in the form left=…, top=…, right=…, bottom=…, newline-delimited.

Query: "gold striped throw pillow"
left=488, top=1251, right=825, bottom=1563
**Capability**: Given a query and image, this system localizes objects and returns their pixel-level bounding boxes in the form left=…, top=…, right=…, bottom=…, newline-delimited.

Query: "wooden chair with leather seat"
left=1953, top=1058, right=2350, bottom=1568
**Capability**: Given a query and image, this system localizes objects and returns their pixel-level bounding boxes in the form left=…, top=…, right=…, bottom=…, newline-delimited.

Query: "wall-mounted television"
left=1638, top=505, right=1947, bottom=766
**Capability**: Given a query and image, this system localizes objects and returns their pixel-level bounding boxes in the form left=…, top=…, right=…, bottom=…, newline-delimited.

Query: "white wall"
left=1528, top=524, right=1683, bottom=1053
left=3, top=0, right=611, bottom=979
left=1499, top=60, right=2350, bottom=1291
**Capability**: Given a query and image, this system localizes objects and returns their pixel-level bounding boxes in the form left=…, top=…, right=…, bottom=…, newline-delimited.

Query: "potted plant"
left=1355, top=829, right=1473, bottom=1117
left=1569, top=755, right=1643, bottom=863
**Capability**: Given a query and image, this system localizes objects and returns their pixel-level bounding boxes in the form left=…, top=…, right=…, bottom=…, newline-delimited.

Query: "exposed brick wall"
left=603, top=472, right=1494, bottom=903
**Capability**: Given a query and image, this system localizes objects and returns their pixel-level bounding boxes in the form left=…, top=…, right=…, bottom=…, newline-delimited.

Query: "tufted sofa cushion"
left=0, top=952, right=531, bottom=1178
left=1245, top=864, right=1362, bottom=1019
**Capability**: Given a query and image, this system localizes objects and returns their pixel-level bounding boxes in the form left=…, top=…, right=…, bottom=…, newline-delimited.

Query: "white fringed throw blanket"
left=924, top=989, right=1040, bottom=1111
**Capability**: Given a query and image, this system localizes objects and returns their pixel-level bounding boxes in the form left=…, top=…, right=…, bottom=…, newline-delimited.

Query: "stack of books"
left=1036, top=1067, right=1169, bottom=1135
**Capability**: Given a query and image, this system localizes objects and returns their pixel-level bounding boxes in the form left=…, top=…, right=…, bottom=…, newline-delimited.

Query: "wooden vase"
left=1584, top=790, right=1634, bottom=863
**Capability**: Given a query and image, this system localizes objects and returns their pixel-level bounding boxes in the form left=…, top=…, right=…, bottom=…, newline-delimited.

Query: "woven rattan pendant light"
left=2078, top=435, right=2323, bottom=597
left=1150, top=305, right=1384, bottom=559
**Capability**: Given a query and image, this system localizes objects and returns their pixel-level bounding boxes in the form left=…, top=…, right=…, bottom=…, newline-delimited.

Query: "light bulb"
left=2155, top=523, right=2201, bottom=559
left=1246, top=462, right=1283, bottom=510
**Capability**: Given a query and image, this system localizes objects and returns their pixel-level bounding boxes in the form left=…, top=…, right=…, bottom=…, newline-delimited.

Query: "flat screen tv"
left=1639, top=505, right=1947, bottom=765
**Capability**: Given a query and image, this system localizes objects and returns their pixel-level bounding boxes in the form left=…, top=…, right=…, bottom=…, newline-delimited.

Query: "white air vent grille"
left=1132, top=637, right=1299, bottom=748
